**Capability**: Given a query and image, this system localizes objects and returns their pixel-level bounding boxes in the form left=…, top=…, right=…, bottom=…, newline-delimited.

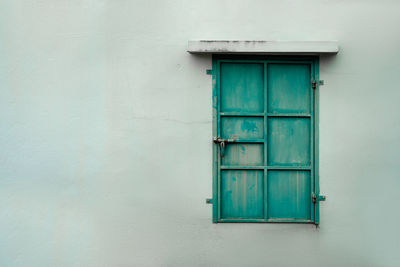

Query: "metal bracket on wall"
left=312, top=79, right=324, bottom=89
left=312, top=192, right=326, bottom=203
left=206, top=69, right=213, bottom=75
left=206, top=198, right=213, bottom=204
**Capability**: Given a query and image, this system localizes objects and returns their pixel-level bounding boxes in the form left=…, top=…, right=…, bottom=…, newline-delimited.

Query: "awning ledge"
left=187, top=40, right=339, bottom=55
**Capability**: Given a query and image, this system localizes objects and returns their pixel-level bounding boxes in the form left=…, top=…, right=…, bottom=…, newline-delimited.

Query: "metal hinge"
left=206, top=198, right=213, bottom=204
left=206, top=69, right=213, bottom=75
left=311, top=79, right=324, bottom=89
left=312, top=192, right=326, bottom=203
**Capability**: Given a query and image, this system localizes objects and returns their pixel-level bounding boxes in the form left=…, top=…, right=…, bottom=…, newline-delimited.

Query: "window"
left=210, top=56, right=322, bottom=224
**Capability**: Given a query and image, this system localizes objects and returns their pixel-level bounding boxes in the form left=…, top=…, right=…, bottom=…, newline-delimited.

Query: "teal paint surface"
left=268, top=118, right=311, bottom=166
left=268, top=64, right=311, bottom=114
left=268, top=170, right=311, bottom=219
left=221, top=117, right=264, bottom=139
left=213, top=57, right=319, bottom=223
left=221, top=63, right=264, bottom=113
left=221, top=170, right=264, bottom=219
left=222, top=144, right=264, bottom=166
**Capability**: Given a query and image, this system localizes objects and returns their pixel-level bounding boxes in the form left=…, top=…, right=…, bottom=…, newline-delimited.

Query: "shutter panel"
left=212, top=57, right=319, bottom=223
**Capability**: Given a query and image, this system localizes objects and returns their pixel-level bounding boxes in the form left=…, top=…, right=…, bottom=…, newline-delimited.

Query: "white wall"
left=1, top=1, right=400, bottom=266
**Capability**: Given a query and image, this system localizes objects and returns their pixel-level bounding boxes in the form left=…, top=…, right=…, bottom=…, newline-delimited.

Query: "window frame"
left=211, top=55, right=321, bottom=224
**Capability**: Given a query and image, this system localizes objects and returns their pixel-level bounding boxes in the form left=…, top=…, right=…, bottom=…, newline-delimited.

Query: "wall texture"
left=1, top=1, right=400, bottom=266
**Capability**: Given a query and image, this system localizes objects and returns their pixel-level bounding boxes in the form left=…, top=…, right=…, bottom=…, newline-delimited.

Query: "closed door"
left=212, top=58, right=319, bottom=223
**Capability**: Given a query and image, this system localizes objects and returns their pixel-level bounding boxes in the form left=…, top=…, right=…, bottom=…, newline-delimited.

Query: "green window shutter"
left=211, top=56, right=323, bottom=224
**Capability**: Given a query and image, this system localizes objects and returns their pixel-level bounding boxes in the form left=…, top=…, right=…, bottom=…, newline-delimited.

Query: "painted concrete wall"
left=1, top=1, right=400, bottom=266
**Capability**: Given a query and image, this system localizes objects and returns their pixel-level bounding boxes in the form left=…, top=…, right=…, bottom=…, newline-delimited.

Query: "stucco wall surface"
left=1, top=1, right=400, bottom=266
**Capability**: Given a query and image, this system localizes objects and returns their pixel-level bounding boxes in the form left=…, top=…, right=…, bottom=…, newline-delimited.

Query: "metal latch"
left=311, top=79, right=324, bottom=89
left=213, top=137, right=236, bottom=157
left=312, top=193, right=326, bottom=203
left=213, top=137, right=236, bottom=143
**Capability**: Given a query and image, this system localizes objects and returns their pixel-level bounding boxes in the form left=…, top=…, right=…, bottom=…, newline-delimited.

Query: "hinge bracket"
left=206, top=69, right=213, bottom=75
left=312, top=79, right=324, bottom=89
left=312, top=193, right=326, bottom=203
left=206, top=198, right=213, bottom=204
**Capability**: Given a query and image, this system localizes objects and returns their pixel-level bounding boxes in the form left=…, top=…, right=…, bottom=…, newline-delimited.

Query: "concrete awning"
left=187, top=40, right=339, bottom=55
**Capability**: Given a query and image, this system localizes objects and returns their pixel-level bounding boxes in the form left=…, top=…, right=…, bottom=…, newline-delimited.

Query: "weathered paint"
left=268, top=117, right=311, bottom=167
left=268, top=63, right=311, bottom=114
left=268, top=170, right=311, bottom=219
left=213, top=57, right=319, bottom=223
left=221, top=170, right=264, bottom=219
left=187, top=40, right=340, bottom=54
left=222, top=144, right=264, bottom=166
